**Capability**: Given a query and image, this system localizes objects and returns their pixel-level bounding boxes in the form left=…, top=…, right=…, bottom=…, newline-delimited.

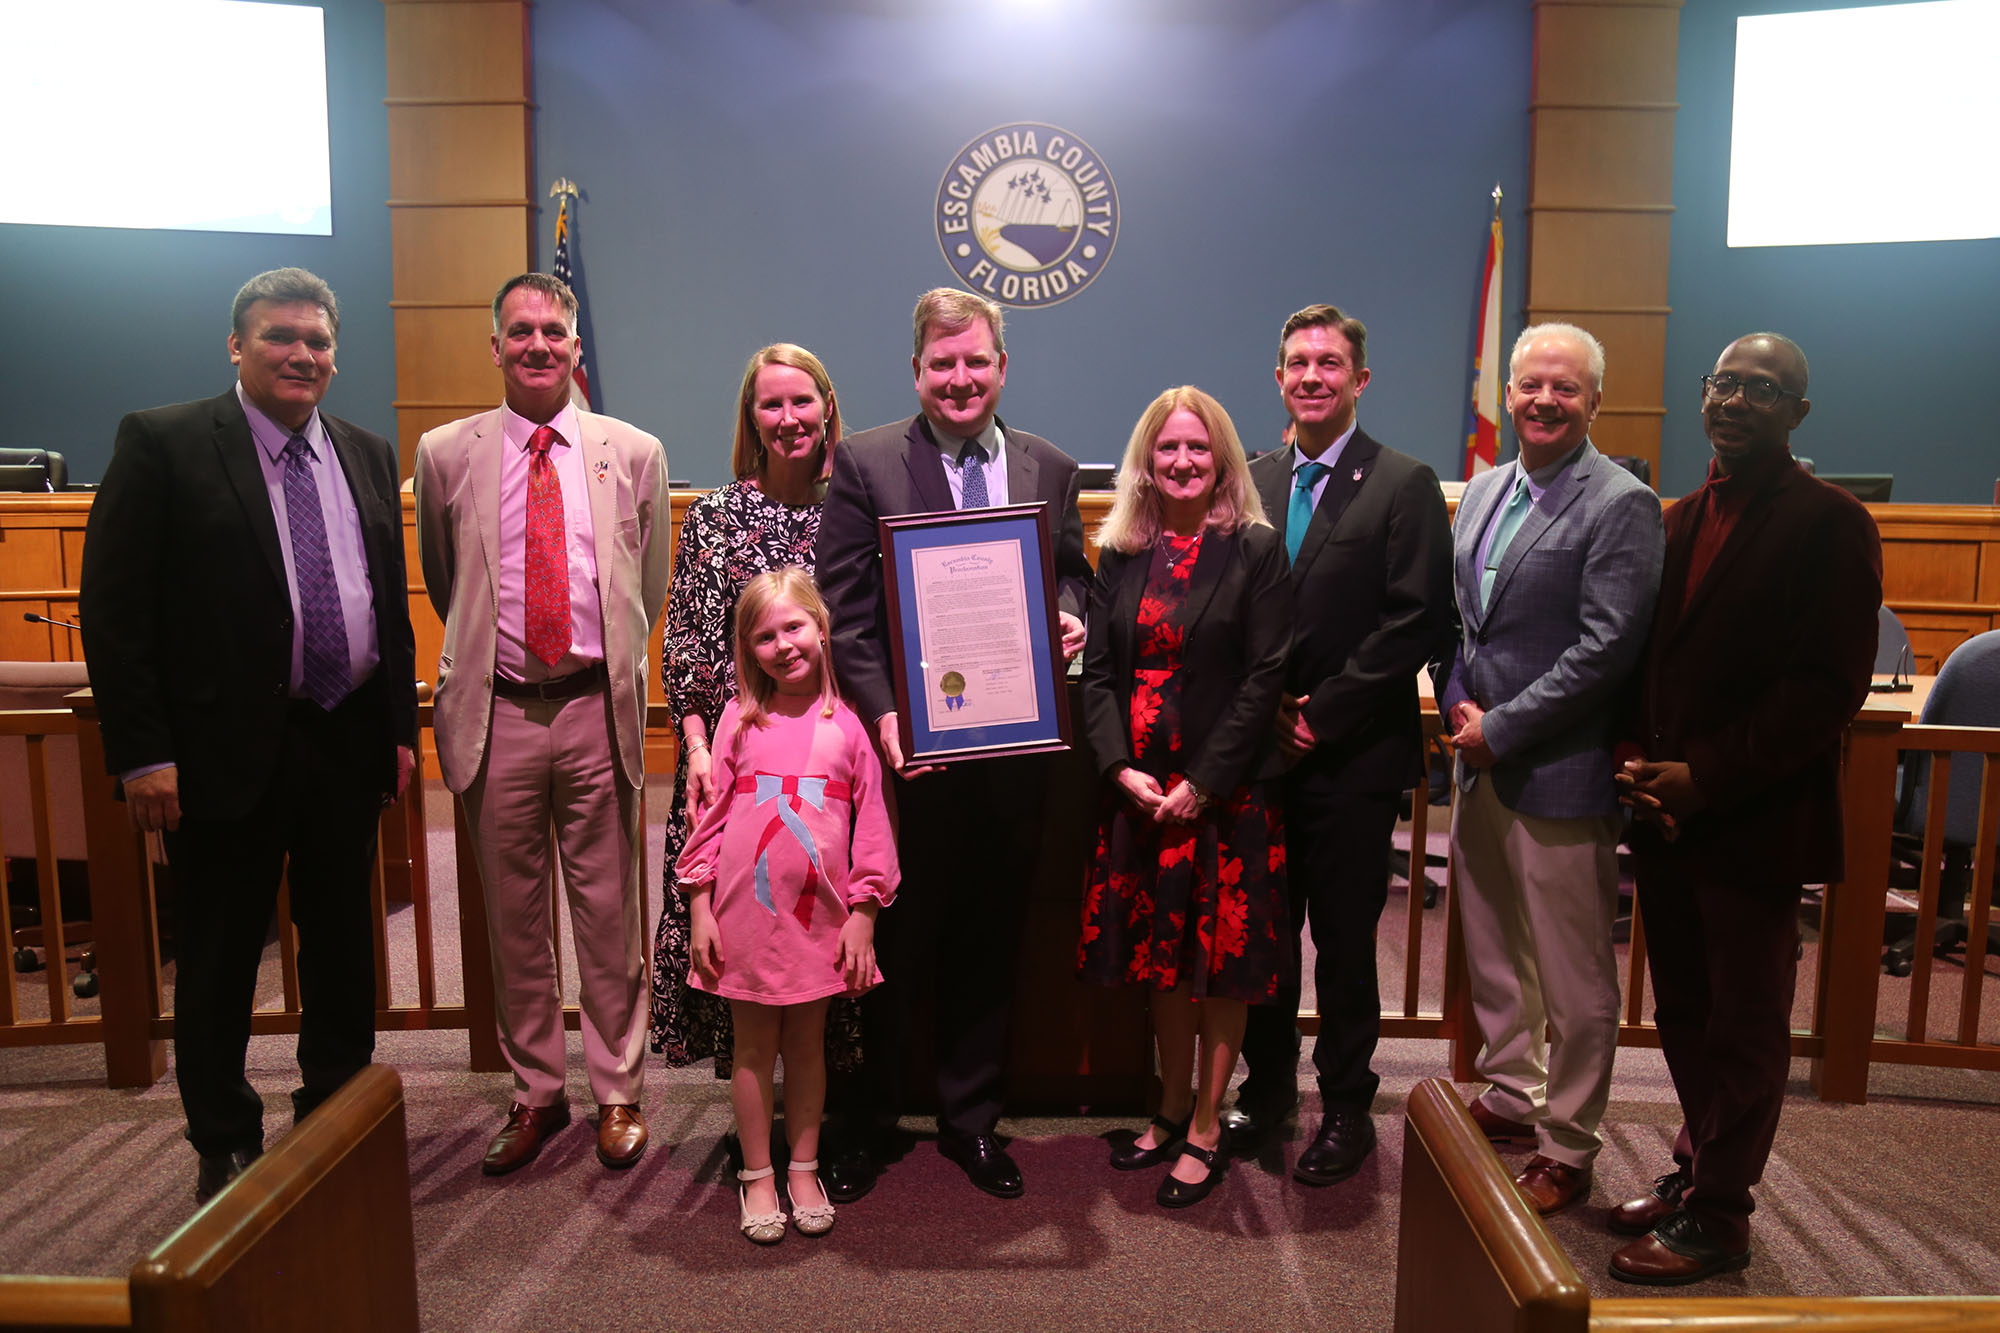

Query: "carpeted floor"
left=4, top=793, right=1999, bottom=1330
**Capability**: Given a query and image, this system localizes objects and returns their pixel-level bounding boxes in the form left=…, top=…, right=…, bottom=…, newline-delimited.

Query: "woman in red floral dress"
left=1078, top=385, right=1294, bottom=1208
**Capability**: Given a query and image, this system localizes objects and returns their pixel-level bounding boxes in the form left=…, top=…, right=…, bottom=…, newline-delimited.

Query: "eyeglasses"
left=1701, top=373, right=1802, bottom=409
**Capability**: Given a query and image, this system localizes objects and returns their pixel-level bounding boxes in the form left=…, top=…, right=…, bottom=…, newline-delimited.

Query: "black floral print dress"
left=1077, top=530, right=1292, bottom=1003
left=649, top=479, right=863, bottom=1072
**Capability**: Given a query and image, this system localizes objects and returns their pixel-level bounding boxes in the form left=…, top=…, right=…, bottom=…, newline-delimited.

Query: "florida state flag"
left=1464, top=210, right=1503, bottom=478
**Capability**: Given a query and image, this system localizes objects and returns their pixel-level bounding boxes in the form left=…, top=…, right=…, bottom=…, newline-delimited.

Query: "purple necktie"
left=283, top=433, right=352, bottom=710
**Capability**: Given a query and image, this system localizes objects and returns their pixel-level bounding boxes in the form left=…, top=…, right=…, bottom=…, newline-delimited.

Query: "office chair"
left=1882, top=630, right=2000, bottom=976
left=1874, top=605, right=1914, bottom=679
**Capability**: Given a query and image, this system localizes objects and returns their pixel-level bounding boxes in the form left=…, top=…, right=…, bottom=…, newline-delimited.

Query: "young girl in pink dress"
left=675, top=568, right=898, bottom=1244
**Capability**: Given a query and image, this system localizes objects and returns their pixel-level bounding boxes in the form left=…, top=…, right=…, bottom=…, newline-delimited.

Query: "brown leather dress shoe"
left=1610, top=1167, right=1689, bottom=1235
left=482, top=1101, right=570, bottom=1176
left=1609, top=1208, right=1750, bottom=1286
left=1467, top=1097, right=1537, bottom=1147
left=596, top=1104, right=648, bottom=1169
left=1513, top=1154, right=1591, bottom=1216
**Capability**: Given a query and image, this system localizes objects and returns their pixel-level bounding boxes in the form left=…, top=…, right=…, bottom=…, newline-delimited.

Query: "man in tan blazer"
left=414, top=273, right=670, bottom=1176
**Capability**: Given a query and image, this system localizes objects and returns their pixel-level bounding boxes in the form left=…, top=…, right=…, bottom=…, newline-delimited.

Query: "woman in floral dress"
left=650, top=344, right=863, bottom=1075
left=1078, top=385, right=1294, bottom=1208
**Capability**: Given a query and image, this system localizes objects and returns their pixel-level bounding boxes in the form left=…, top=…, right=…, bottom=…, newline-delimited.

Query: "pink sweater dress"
left=674, top=698, right=899, bottom=1005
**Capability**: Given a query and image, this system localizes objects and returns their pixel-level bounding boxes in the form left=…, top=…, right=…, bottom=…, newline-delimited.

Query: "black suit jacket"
left=817, top=414, right=1092, bottom=727
left=1081, top=522, right=1291, bottom=796
left=80, top=389, right=418, bottom=820
left=1249, top=430, right=1455, bottom=793
left=1627, top=459, right=1881, bottom=887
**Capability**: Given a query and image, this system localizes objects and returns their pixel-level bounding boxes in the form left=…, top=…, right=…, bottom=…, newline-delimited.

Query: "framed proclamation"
left=879, top=502, right=1073, bottom=766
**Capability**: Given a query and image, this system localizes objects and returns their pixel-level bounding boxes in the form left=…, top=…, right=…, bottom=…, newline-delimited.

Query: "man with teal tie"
left=1438, top=323, right=1664, bottom=1217
left=1238, top=304, right=1454, bottom=1187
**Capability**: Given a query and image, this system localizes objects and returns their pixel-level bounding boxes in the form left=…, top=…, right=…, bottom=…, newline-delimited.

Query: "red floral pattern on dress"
left=1076, top=530, right=1293, bottom=1003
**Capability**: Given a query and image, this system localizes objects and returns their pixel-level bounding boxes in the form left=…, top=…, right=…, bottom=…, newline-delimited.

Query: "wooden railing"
left=5, top=683, right=1995, bottom=1108
left=0, top=1064, right=419, bottom=1332
left=1393, top=1077, right=2000, bottom=1333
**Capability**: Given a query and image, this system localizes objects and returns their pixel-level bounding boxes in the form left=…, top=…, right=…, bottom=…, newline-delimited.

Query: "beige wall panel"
left=1521, top=311, right=1669, bottom=405
left=1533, top=6, right=1680, bottom=105
left=392, top=208, right=534, bottom=303
left=1577, top=414, right=1661, bottom=471
left=396, top=307, right=503, bottom=410
left=1529, top=108, right=1676, bottom=206
left=388, top=106, right=531, bottom=200
left=385, top=4, right=528, bottom=102
left=1526, top=211, right=1671, bottom=310
left=398, top=406, right=492, bottom=473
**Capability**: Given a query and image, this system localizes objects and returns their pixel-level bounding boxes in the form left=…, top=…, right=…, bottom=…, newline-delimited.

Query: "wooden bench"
left=0, top=1064, right=419, bottom=1332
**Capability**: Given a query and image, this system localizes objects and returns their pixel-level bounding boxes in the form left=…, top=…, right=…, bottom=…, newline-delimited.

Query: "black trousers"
left=1240, top=783, right=1401, bottom=1112
left=849, top=753, right=1042, bottom=1141
left=1637, top=865, right=1803, bottom=1249
left=164, top=686, right=385, bottom=1157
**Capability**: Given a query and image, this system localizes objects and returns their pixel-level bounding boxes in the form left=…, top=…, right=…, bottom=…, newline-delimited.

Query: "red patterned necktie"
left=525, top=424, right=570, bottom=667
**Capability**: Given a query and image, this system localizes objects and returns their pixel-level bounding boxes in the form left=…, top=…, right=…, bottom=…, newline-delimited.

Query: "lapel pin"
left=593, top=460, right=609, bottom=483
left=1352, top=467, right=1364, bottom=482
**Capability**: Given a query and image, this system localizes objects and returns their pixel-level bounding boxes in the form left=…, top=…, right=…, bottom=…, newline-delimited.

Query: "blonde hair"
left=1094, top=386, right=1269, bottom=555
left=731, top=568, right=840, bottom=726
left=729, top=343, right=843, bottom=482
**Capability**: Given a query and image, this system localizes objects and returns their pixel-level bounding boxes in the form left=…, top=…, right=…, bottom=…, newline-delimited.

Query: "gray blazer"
left=1438, top=442, right=1664, bottom=819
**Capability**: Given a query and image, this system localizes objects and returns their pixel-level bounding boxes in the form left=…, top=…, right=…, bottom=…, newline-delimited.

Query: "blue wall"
left=534, top=0, right=1532, bottom=487
left=1662, top=0, right=2000, bottom=502
left=0, top=0, right=391, bottom=478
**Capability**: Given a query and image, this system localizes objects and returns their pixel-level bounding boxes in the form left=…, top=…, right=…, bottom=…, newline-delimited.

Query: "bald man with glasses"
left=1607, top=333, right=1881, bottom=1285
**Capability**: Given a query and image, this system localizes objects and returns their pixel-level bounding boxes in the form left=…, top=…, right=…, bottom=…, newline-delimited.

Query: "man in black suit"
left=1231, top=304, right=1455, bottom=1185
left=80, top=268, right=418, bottom=1203
left=816, top=288, right=1092, bottom=1199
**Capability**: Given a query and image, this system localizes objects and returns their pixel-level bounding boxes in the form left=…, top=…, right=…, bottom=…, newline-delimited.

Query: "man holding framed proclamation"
left=817, top=288, right=1091, bottom=1202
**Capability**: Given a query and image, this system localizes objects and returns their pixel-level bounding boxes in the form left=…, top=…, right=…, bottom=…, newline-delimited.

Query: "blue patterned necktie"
left=1479, top=478, right=1534, bottom=612
left=960, top=439, right=989, bottom=509
left=282, top=433, right=352, bottom=709
left=1286, top=461, right=1329, bottom=563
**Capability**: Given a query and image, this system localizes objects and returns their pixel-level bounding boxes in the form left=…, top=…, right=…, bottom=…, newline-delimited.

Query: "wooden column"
left=383, top=0, right=536, bottom=480
left=1527, top=0, right=1682, bottom=483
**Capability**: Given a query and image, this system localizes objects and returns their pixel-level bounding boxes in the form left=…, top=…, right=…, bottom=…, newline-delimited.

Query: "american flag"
left=552, top=194, right=594, bottom=409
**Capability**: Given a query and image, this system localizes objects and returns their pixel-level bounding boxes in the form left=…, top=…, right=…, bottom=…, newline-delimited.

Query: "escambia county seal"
left=935, top=122, right=1119, bottom=309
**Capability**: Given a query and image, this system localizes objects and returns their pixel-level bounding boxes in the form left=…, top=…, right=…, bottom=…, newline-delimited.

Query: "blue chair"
left=1874, top=604, right=1914, bottom=679
left=1882, top=630, right=2000, bottom=976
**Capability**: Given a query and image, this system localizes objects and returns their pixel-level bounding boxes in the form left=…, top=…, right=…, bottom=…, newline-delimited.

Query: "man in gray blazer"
left=1438, top=323, right=1664, bottom=1216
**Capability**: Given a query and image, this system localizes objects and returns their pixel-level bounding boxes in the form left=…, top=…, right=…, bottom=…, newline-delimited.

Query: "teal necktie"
left=1479, top=479, right=1533, bottom=612
left=1286, top=461, right=1329, bottom=563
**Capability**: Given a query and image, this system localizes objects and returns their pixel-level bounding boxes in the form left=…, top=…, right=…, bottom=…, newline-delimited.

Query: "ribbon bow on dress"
left=738, top=773, right=853, bottom=926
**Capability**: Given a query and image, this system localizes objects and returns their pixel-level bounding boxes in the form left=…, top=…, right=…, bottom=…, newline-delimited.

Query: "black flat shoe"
left=1157, top=1128, right=1229, bottom=1209
left=1110, top=1113, right=1191, bottom=1171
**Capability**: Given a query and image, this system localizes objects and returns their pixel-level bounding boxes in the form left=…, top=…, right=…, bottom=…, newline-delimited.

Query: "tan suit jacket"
left=413, top=407, right=671, bottom=793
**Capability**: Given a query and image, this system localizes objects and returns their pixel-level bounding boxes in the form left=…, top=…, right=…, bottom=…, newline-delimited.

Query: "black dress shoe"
left=1218, top=1083, right=1298, bottom=1140
left=824, top=1145, right=879, bottom=1203
left=939, top=1132, right=1024, bottom=1198
left=1157, top=1127, right=1230, bottom=1209
left=194, top=1145, right=262, bottom=1204
left=1292, top=1107, right=1376, bottom=1186
left=1109, top=1113, right=1191, bottom=1171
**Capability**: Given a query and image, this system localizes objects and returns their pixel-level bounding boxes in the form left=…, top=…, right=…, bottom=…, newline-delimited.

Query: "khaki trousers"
left=1450, top=775, right=1621, bottom=1168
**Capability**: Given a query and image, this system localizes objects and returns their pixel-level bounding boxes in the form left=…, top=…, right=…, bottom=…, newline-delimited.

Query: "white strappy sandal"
left=788, top=1159, right=836, bottom=1237
left=737, top=1165, right=787, bottom=1245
